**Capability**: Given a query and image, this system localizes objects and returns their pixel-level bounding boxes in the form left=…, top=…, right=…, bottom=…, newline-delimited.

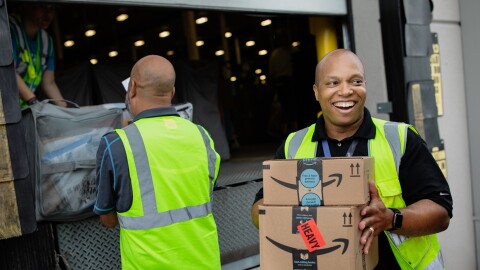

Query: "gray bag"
left=29, top=101, right=123, bottom=221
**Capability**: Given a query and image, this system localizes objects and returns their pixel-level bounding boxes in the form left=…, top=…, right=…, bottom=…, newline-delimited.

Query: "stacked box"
left=260, top=157, right=378, bottom=270
left=263, top=157, right=374, bottom=206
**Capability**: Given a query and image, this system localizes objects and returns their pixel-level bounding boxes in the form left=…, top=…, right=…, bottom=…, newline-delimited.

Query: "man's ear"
left=313, top=84, right=319, bottom=101
left=171, top=87, right=175, bottom=98
left=130, top=79, right=137, bottom=98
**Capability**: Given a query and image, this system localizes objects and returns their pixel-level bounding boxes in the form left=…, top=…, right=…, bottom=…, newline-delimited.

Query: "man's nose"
left=337, top=83, right=352, bottom=95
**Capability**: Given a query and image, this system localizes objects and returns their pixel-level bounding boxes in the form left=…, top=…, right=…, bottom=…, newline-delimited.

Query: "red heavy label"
left=297, top=219, right=326, bottom=252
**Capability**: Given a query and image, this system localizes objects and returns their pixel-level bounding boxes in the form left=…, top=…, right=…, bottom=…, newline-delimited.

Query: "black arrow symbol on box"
left=342, top=212, right=353, bottom=225
left=266, top=237, right=349, bottom=255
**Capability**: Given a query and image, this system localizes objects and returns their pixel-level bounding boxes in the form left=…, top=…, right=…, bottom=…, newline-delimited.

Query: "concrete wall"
left=459, top=0, right=480, bottom=267
left=431, top=0, right=476, bottom=269
left=352, top=0, right=476, bottom=268
left=350, top=0, right=390, bottom=121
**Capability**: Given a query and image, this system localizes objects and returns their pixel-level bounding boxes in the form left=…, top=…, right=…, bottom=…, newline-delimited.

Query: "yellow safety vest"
left=116, top=116, right=221, bottom=270
left=284, top=117, right=444, bottom=270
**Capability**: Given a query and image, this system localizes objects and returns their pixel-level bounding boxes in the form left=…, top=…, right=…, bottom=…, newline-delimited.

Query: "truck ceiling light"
left=196, top=40, right=204, bottom=47
left=159, top=31, right=170, bottom=38
left=108, top=50, right=118, bottom=57
left=196, top=17, right=208, bottom=24
left=246, top=40, right=255, bottom=47
left=292, top=41, right=300, bottom=47
left=215, top=50, right=225, bottom=56
left=90, top=58, right=98, bottom=65
left=85, top=29, right=96, bottom=37
left=260, top=75, right=266, bottom=80
left=64, top=40, right=75, bottom=47
left=116, top=14, right=129, bottom=22
left=255, top=69, right=262, bottom=74
left=261, top=19, right=272, bottom=26
left=230, top=76, right=237, bottom=82
left=167, top=50, right=175, bottom=56
left=225, top=32, right=232, bottom=38
left=134, top=40, right=145, bottom=47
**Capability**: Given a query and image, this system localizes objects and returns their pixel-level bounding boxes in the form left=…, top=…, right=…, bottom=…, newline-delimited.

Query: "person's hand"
left=358, top=181, right=393, bottom=254
left=55, top=100, right=68, bottom=107
left=27, top=96, right=39, bottom=106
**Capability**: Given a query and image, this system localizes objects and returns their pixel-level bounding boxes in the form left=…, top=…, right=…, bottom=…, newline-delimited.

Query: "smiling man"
left=252, top=49, right=452, bottom=269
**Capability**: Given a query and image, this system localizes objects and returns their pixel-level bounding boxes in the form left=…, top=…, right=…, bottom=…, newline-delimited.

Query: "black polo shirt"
left=94, top=106, right=180, bottom=215
left=255, top=108, right=452, bottom=270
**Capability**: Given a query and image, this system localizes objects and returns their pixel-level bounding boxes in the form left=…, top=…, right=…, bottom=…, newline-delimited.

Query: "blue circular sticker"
left=300, top=169, right=320, bottom=188
left=301, top=193, right=322, bottom=206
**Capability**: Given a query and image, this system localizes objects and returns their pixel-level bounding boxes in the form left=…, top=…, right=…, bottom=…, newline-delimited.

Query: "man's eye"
left=352, top=79, right=364, bottom=86
left=326, top=81, right=338, bottom=86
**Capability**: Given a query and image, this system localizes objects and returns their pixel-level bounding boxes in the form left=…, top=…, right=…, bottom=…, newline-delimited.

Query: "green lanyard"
left=21, top=30, right=42, bottom=89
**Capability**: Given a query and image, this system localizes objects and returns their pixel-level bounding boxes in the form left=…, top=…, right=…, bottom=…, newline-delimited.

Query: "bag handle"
left=42, top=99, right=80, bottom=108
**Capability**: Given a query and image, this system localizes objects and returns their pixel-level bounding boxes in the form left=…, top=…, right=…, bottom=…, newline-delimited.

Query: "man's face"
left=28, top=5, right=56, bottom=29
left=313, top=52, right=366, bottom=129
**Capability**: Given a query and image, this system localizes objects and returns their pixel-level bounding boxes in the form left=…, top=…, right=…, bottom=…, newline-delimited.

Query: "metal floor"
left=56, top=143, right=277, bottom=270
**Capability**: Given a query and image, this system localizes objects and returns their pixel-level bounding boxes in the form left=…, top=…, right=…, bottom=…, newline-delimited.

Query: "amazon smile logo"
left=266, top=236, right=349, bottom=255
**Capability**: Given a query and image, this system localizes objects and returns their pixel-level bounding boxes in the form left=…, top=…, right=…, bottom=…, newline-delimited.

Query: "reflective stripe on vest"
left=285, top=124, right=317, bottom=159
left=117, top=123, right=216, bottom=230
left=285, top=118, right=444, bottom=270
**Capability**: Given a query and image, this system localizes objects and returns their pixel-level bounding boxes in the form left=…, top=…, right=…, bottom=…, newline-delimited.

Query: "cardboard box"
left=259, top=205, right=378, bottom=270
left=263, top=157, right=374, bottom=206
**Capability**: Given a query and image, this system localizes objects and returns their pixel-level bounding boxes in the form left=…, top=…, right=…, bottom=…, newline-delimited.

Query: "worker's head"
left=21, top=3, right=56, bottom=30
left=126, top=55, right=176, bottom=116
left=313, top=49, right=366, bottom=131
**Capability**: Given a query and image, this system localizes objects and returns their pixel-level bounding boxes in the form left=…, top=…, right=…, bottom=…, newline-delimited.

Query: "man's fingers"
left=369, top=181, right=380, bottom=201
left=361, top=226, right=376, bottom=254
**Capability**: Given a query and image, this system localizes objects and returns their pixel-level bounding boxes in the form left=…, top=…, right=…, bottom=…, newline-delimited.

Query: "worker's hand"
left=27, top=97, right=39, bottom=106
left=99, top=211, right=119, bottom=228
left=358, top=181, right=393, bottom=254
left=55, top=100, right=68, bottom=107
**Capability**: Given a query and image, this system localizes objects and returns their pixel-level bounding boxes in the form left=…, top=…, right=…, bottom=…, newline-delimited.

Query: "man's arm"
left=41, top=70, right=67, bottom=107
left=99, top=211, right=119, bottom=228
left=359, top=129, right=452, bottom=254
left=358, top=182, right=450, bottom=254
left=15, top=72, right=36, bottom=103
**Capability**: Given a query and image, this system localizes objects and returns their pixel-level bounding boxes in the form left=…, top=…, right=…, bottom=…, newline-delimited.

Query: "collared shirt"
left=256, top=108, right=452, bottom=270
left=94, top=106, right=179, bottom=215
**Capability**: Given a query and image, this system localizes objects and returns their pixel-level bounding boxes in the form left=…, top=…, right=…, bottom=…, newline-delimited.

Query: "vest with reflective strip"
left=284, top=117, right=444, bottom=270
left=9, top=16, right=50, bottom=93
left=116, top=116, right=220, bottom=270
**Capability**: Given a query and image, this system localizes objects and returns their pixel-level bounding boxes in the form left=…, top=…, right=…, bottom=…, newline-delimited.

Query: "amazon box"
left=259, top=205, right=378, bottom=270
left=263, top=157, right=374, bottom=206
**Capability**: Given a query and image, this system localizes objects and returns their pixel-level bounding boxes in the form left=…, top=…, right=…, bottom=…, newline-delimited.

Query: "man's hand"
left=358, top=181, right=451, bottom=254
left=99, top=211, right=119, bottom=228
left=358, top=181, right=393, bottom=254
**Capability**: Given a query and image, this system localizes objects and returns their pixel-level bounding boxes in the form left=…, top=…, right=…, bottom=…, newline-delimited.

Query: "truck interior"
left=4, top=1, right=351, bottom=269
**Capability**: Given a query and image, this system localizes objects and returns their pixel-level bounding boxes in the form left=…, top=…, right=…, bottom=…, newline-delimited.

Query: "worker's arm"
left=99, top=211, right=119, bottom=228
left=358, top=181, right=450, bottom=254
left=251, top=198, right=263, bottom=229
left=41, top=70, right=67, bottom=107
left=15, top=72, right=36, bottom=103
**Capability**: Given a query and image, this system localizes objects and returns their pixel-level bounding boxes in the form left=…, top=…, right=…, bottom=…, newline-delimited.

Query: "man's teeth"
left=333, top=101, right=355, bottom=108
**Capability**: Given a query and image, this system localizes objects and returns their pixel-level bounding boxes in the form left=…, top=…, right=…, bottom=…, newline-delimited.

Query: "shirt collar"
left=133, top=106, right=179, bottom=122
left=312, top=107, right=376, bottom=142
